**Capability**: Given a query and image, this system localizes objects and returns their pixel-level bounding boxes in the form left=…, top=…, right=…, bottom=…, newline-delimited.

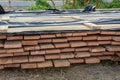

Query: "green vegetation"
left=28, top=0, right=51, bottom=11
left=91, top=0, right=120, bottom=8
left=62, top=0, right=85, bottom=9
left=62, top=0, right=120, bottom=9
left=61, top=1, right=73, bottom=9
left=28, top=0, right=120, bottom=10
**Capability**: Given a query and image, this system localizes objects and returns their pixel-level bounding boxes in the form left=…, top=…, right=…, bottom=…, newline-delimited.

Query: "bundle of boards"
left=0, top=30, right=120, bottom=69
left=0, top=10, right=120, bottom=69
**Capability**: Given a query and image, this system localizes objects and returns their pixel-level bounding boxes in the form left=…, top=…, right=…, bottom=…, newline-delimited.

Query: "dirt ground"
left=0, top=63, right=120, bottom=80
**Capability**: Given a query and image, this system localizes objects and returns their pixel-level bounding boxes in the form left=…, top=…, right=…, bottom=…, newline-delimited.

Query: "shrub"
left=28, top=0, right=51, bottom=11
left=62, top=0, right=73, bottom=9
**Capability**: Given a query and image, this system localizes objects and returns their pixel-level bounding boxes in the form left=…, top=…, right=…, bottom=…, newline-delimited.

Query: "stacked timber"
left=0, top=30, right=120, bottom=69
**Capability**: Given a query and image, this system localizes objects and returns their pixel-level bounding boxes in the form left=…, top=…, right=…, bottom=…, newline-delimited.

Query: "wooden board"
left=99, top=24, right=120, bottom=29
left=1, top=15, right=120, bottom=22
left=1, top=17, right=77, bottom=22
left=7, top=25, right=90, bottom=33
left=0, top=25, right=8, bottom=32
left=84, top=23, right=101, bottom=29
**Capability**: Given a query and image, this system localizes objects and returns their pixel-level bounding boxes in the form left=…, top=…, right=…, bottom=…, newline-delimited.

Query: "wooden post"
left=87, top=0, right=90, bottom=5
left=63, top=0, right=65, bottom=5
left=8, top=0, right=11, bottom=8
left=73, top=0, right=75, bottom=8
left=66, top=0, right=68, bottom=4
left=84, top=0, right=90, bottom=6
left=84, top=0, right=87, bottom=6
left=96, top=0, right=99, bottom=8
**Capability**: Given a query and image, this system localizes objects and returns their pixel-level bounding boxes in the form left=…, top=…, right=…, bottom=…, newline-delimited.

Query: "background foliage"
left=62, top=0, right=120, bottom=9
left=28, top=0, right=51, bottom=11
left=28, top=0, right=120, bottom=10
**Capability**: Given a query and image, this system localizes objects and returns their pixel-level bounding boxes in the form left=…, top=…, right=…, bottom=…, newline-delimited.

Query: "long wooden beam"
left=7, top=25, right=89, bottom=33
left=0, top=23, right=120, bottom=33
left=1, top=15, right=120, bottom=22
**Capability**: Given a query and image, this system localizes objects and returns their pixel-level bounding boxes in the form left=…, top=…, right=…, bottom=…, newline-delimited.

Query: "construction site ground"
left=0, top=63, right=119, bottom=80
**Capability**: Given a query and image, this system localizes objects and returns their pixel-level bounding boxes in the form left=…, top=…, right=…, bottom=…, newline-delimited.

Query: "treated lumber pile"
left=0, top=30, right=120, bottom=69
